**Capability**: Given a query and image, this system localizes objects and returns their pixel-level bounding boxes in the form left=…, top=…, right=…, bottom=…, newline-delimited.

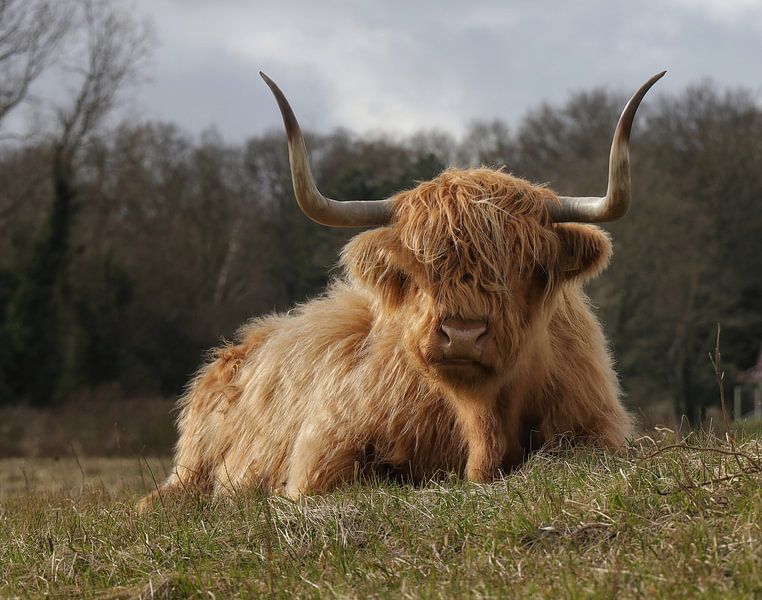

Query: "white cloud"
left=667, top=0, right=762, bottom=22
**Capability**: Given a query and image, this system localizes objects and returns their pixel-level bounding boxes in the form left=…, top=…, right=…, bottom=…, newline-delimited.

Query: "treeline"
left=2, top=82, right=761, bottom=425
left=1, top=7, right=761, bottom=425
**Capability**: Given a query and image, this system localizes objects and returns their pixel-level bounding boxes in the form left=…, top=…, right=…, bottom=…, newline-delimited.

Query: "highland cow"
left=138, top=71, right=665, bottom=509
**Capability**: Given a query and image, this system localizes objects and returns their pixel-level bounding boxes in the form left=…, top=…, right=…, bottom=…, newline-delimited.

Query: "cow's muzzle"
left=435, top=318, right=492, bottom=364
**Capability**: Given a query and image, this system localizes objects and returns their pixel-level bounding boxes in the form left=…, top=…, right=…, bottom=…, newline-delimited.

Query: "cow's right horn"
left=261, top=72, right=395, bottom=228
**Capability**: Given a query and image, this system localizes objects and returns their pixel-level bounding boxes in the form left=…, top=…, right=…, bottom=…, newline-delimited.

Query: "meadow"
left=1, top=429, right=760, bottom=598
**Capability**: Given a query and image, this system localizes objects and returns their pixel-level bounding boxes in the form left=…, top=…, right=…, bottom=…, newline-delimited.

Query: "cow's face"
left=342, top=169, right=612, bottom=391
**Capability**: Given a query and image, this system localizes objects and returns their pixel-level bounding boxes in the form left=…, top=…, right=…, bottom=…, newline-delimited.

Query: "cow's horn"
left=260, top=72, right=394, bottom=227
left=550, top=71, right=666, bottom=223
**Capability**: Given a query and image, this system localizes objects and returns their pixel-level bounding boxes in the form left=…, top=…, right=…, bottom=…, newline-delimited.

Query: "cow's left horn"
left=260, top=72, right=394, bottom=227
left=550, top=71, right=666, bottom=223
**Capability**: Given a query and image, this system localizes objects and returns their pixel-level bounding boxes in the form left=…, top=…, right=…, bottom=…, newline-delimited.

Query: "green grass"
left=0, top=432, right=760, bottom=598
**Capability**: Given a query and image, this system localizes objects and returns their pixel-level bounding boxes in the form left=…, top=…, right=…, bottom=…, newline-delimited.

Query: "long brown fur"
left=137, top=168, right=631, bottom=510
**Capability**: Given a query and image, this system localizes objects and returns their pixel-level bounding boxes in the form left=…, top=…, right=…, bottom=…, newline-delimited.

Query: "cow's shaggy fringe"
left=397, top=168, right=559, bottom=286
left=138, top=168, right=632, bottom=510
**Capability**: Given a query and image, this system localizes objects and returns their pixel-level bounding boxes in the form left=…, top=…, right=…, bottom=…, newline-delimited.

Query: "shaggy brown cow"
left=138, top=71, right=664, bottom=509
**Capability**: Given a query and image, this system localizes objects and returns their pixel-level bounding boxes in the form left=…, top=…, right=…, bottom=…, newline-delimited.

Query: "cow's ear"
left=555, top=224, right=612, bottom=282
left=341, top=227, right=411, bottom=306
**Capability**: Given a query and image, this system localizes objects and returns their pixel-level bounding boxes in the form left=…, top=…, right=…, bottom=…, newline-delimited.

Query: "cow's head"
left=261, top=71, right=664, bottom=392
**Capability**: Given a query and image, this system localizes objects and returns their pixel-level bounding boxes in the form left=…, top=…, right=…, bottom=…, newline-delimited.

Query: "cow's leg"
left=453, top=400, right=505, bottom=483
left=136, top=403, right=215, bottom=512
left=135, top=460, right=211, bottom=512
left=538, top=382, right=633, bottom=452
left=284, top=424, right=363, bottom=499
left=136, top=473, right=185, bottom=512
left=498, top=393, right=538, bottom=472
left=501, top=427, right=529, bottom=472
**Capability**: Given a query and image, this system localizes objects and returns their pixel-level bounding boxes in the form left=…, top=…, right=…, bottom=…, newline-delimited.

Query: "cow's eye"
left=461, top=273, right=474, bottom=284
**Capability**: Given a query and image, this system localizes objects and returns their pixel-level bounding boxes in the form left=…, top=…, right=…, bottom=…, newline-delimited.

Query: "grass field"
left=1, top=430, right=760, bottom=598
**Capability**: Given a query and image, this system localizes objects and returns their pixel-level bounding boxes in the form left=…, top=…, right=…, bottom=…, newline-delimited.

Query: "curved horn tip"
left=642, top=70, right=667, bottom=91
left=259, top=71, right=282, bottom=96
left=637, top=70, right=668, bottom=98
left=615, top=70, right=667, bottom=141
left=259, top=71, right=301, bottom=142
left=259, top=70, right=272, bottom=84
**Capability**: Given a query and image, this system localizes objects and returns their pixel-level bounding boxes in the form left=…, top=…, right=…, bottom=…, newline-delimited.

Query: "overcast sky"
left=14, top=0, right=762, bottom=141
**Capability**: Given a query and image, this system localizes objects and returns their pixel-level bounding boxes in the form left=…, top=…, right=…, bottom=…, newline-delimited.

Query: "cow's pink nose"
left=438, top=319, right=489, bottom=360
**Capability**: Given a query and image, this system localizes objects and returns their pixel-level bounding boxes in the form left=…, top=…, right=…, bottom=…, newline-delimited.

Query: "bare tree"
left=1, top=0, right=151, bottom=225
left=0, top=0, right=71, bottom=225
left=3, top=0, right=152, bottom=405
left=55, top=0, right=152, bottom=171
left=0, top=0, right=71, bottom=126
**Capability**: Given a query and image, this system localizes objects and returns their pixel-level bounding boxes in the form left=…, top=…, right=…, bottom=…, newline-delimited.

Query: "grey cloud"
left=11, top=0, right=762, bottom=142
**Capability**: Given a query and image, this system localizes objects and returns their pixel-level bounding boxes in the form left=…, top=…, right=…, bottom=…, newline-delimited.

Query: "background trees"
left=0, top=6, right=760, bottom=424
left=0, top=0, right=151, bottom=403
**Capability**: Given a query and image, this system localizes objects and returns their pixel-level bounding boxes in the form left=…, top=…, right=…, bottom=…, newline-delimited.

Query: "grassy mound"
left=1, top=431, right=760, bottom=598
